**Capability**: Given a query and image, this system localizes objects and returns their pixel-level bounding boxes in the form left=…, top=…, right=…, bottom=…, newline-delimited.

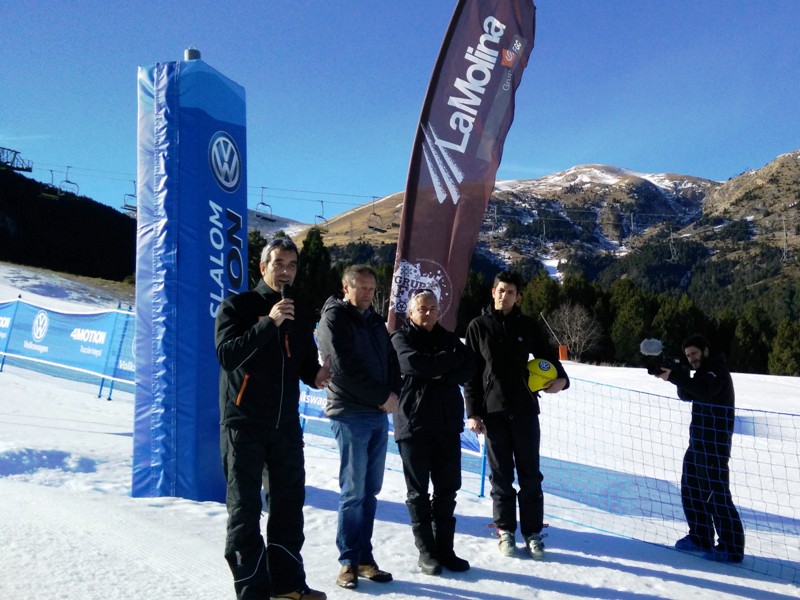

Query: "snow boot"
left=524, top=532, right=547, bottom=560
left=434, top=517, right=470, bottom=572
left=497, top=529, right=516, bottom=557
left=408, top=502, right=442, bottom=575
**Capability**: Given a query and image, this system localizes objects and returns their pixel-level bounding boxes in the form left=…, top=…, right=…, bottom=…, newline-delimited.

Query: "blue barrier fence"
left=0, top=298, right=491, bottom=492
left=0, top=298, right=135, bottom=398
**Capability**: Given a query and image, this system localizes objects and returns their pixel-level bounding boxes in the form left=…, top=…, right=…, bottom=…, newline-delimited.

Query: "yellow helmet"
left=527, top=358, right=557, bottom=392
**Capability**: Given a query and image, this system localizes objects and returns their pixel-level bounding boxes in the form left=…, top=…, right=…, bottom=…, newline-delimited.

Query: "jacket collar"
left=255, top=279, right=281, bottom=299
left=483, top=303, right=521, bottom=321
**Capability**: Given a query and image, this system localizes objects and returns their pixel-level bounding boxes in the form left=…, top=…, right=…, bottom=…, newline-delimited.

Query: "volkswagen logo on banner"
left=209, top=132, right=241, bottom=192
left=31, top=310, right=49, bottom=342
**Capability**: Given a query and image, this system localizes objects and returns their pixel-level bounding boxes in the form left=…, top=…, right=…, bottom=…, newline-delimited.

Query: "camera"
left=639, top=338, right=683, bottom=375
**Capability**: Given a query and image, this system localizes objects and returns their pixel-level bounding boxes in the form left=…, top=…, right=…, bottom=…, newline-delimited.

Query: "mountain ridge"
left=297, top=150, right=800, bottom=268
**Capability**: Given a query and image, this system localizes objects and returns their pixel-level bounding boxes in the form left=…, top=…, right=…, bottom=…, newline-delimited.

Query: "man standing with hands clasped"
left=215, top=237, right=332, bottom=600
left=653, top=333, right=745, bottom=563
left=317, top=264, right=401, bottom=590
left=391, top=289, right=475, bottom=576
left=463, top=270, right=569, bottom=561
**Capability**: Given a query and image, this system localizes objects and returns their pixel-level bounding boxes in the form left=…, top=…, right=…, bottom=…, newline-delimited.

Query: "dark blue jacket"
left=390, top=322, right=475, bottom=442
left=317, top=295, right=401, bottom=418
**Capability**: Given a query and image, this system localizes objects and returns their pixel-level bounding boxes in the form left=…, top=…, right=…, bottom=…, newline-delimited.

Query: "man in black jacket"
left=463, top=271, right=569, bottom=560
left=215, top=237, right=331, bottom=600
left=317, top=264, right=401, bottom=590
left=391, top=289, right=475, bottom=576
left=655, top=333, right=745, bottom=563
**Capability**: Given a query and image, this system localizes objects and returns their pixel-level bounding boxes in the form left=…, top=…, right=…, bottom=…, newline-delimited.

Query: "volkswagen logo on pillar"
left=31, top=310, right=49, bottom=342
left=209, top=132, right=241, bottom=192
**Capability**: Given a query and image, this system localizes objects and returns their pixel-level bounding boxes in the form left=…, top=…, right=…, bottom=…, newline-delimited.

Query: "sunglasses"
left=265, top=237, right=298, bottom=252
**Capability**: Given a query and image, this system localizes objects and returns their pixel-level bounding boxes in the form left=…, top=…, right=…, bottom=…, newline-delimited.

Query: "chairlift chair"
left=39, top=169, right=59, bottom=200
left=121, top=180, right=137, bottom=217
left=58, top=166, right=80, bottom=198
left=367, top=198, right=385, bottom=233
left=255, top=188, right=276, bottom=221
left=314, top=214, right=329, bottom=233
left=313, top=201, right=329, bottom=233
left=367, top=212, right=384, bottom=232
left=255, top=201, right=276, bottom=222
left=390, top=206, right=401, bottom=228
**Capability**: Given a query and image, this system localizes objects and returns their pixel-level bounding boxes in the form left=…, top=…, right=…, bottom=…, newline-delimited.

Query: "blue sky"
left=2, top=1, right=799, bottom=224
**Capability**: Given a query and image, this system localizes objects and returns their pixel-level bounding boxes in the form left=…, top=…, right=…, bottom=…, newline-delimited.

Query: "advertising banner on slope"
left=0, top=301, right=116, bottom=376
left=134, top=54, right=247, bottom=501
left=388, top=0, right=536, bottom=331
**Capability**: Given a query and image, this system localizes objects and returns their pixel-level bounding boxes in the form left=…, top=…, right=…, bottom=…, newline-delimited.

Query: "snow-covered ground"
left=1, top=265, right=798, bottom=599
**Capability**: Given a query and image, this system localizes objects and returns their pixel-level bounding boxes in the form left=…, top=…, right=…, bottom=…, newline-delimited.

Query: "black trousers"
left=681, top=446, right=745, bottom=555
left=222, top=420, right=306, bottom=599
left=397, top=432, right=462, bottom=523
left=484, top=411, right=543, bottom=537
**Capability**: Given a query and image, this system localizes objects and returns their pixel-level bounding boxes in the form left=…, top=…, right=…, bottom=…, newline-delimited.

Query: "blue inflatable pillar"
left=133, top=50, right=247, bottom=501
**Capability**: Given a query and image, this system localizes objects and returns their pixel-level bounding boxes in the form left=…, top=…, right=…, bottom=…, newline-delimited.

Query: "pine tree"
left=247, top=230, right=268, bottom=289
left=768, top=319, right=800, bottom=375
left=294, top=227, right=335, bottom=320
left=731, top=304, right=773, bottom=373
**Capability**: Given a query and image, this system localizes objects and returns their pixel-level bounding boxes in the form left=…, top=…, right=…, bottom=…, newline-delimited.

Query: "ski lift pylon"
left=667, top=228, right=678, bottom=263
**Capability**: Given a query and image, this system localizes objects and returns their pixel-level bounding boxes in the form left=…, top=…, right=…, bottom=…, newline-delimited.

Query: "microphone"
left=280, top=283, right=293, bottom=357
left=280, top=284, right=293, bottom=333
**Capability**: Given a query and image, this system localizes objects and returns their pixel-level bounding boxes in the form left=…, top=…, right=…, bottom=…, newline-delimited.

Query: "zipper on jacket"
left=235, top=374, right=250, bottom=407
left=483, top=374, right=495, bottom=403
left=276, top=334, right=285, bottom=429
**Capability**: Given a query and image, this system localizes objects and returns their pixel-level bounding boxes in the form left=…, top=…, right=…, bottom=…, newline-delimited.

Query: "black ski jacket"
left=668, top=352, right=735, bottom=458
left=463, top=304, right=569, bottom=418
left=390, top=321, right=475, bottom=442
left=215, top=279, right=321, bottom=428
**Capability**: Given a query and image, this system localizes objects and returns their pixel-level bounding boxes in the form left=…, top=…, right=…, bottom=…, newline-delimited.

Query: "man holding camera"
left=654, top=333, right=745, bottom=563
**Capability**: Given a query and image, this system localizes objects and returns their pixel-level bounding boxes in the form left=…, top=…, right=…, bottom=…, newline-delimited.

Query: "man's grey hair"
left=342, top=264, right=377, bottom=286
left=407, top=289, right=438, bottom=314
left=260, top=237, right=299, bottom=264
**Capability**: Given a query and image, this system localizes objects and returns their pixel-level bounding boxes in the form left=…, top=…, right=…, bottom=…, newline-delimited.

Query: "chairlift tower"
left=782, top=215, right=790, bottom=263
left=0, top=147, right=33, bottom=172
left=668, top=229, right=678, bottom=263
